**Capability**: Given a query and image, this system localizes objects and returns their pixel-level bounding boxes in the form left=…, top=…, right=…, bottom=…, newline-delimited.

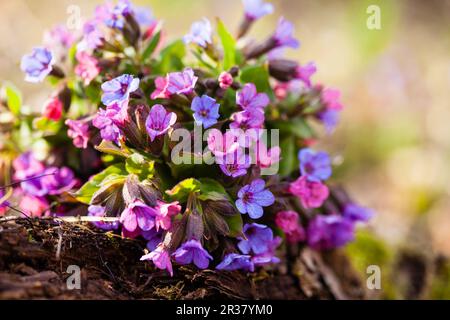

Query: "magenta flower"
left=101, top=74, right=140, bottom=106
left=322, top=88, right=343, bottom=111
left=19, top=195, right=48, bottom=217
left=216, top=253, right=254, bottom=272
left=183, top=18, right=212, bottom=48
left=242, top=0, right=274, bottom=21
left=65, top=119, right=89, bottom=149
left=92, top=103, right=127, bottom=143
left=289, top=176, right=329, bottom=209
left=154, top=200, right=181, bottom=231
left=236, top=83, right=269, bottom=111
left=230, top=108, right=265, bottom=132
left=173, top=240, right=213, bottom=269
left=41, top=167, right=77, bottom=195
left=219, top=149, right=251, bottom=178
left=166, top=68, right=198, bottom=96
left=298, top=148, right=332, bottom=182
left=254, top=140, right=281, bottom=169
left=237, top=223, right=274, bottom=255
left=75, top=51, right=100, bottom=85
left=191, top=95, right=220, bottom=129
left=140, top=244, right=173, bottom=276
left=307, top=214, right=355, bottom=250
left=218, top=72, right=233, bottom=89
left=145, top=104, right=177, bottom=141
left=150, top=76, right=170, bottom=100
left=236, top=179, right=274, bottom=219
left=273, top=17, right=299, bottom=49
left=20, top=47, right=55, bottom=83
left=88, top=205, right=120, bottom=231
left=119, top=199, right=157, bottom=233
left=42, top=96, right=63, bottom=121
left=207, top=129, right=240, bottom=158
left=296, top=62, right=316, bottom=87
left=0, top=190, right=9, bottom=215
left=275, top=211, right=306, bottom=243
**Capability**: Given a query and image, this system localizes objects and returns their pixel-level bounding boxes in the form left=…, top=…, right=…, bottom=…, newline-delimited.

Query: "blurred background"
left=0, top=0, right=449, bottom=298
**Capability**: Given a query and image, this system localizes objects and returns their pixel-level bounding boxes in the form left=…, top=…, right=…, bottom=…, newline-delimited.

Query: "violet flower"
left=230, top=108, right=265, bottom=132
left=65, top=119, right=90, bottom=149
left=88, top=205, right=120, bottom=231
left=296, top=61, right=316, bottom=87
left=242, top=0, right=274, bottom=21
left=12, top=152, right=45, bottom=182
left=236, top=179, right=274, bottom=219
left=307, top=214, right=355, bottom=250
left=145, top=104, right=177, bottom=141
left=219, top=148, right=251, bottom=178
left=20, top=47, right=55, bottom=83
left=318, top=109, right=339, bottom=134
left=236, top=83, right=269, bottom=111
left=41, top=167, right=77, bottom=195
left=273, top=17, right=299, bottom=49
left=119, top=199, right=157, bottom=233
left=237, top=223, right=274, bottom=255
left=81, top=21, right=104, bottom=49
left=289, top=176, right=329, bottom=209
left=172, top=239, right=213, bottom=269
left=216, top=253, right=254, bottom=272
left=251, top=236, right=281, bottom=266
left=143, top=229, right=163, bottom=252
left=92, top=103, right=125, bottom=143
left=191, top=95, right=220, bottom=129
left=343, top=204, right=374, bottom=223
left=183, top=18, right=212, bottom=48
left=298, top=148, right=332, bottom=182
left=166, top=68, right=198, bottom=96
left=140, top=244, right=173, bottom=276
left=101, top=74, right=140, bottom=106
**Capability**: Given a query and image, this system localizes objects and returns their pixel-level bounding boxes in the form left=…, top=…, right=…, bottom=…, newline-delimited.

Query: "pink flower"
left=150, top=76, right=170, bottom=99
left=75, top=51, right=100, bottom=85
left=275, top=211, right=305, bottom=243
left=254, top=140, right=280, bottom=169
left=321, top=88, right=343, bottom=111
left=145, top=104, right=177, bottom=141
left=218, top=72, right=233, bottom=89
left=42, top=96, right=63, bottom=121
left=166, top=68, right=198, bottom=96
left=207, top=129, right=240, bottom=158
left=289, top=176, right=329, bottom=209
left=140, top=244, right=173, bottom=276
left=65, top=119, right=89, bottom=149
left=154, top=200, right=181, bottom=231
left=19, top=195, right=49, bottom=217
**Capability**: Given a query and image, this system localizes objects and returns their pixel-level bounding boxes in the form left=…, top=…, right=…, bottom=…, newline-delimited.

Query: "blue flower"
left=183, top=18, right=212, bottom=48
left=216, top=253, right=254, bottom=272
left=237, top=223, right=274, bottom=255
left=318, top=109, right=340, bottom=134
left=20, top=47, right=55, bottom=83
left=298, top=148, right=332, bottom=182
left=242, top=0, right=274, bottom=21
left=236, top=179, right=275, bottom=219
left=307, top=214, right=355, bottom=250
left=343, top=204, right=374, bottom=223
left=101, top=74, right=140, bottom=106
left=172, top=240, right=213, bottom=269
left=191, top=95, right=220, bottom=129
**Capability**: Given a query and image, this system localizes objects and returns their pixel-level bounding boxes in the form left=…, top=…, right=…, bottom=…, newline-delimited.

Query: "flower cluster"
left=0, top=0, right=373, bottom=277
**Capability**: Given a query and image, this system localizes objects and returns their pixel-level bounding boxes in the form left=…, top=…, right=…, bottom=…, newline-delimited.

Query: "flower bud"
left=268, top=59, right=298, bottom=82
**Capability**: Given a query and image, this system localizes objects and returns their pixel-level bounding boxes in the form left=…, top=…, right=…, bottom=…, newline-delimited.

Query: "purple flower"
left=230, top=108, right=264, bottom=131
left=296, top=62, right=316, bottom=87
left=166, top=68, right=198, bottom=96
left=172, top=239, right=213, bottom=269
left=81, top=21, right=104, bottom=49
left=273, top=17, right=299, bottom=49
left=219, top=149, right=251, bottom=178
left=343, top=204, right=374, bottom=223
left=13, top=152, right=45, bottom=182
left=119, top=199, right=157, bottom=233
left=143, top=229, right=163, bottom=251
left=140, top=244, right=173, bottom=276
left=216, top=253, right=254, bottom=272
left=20, top=47, right=55, bottom=83
left=238, top=223, right=274, bottom=255
left=236, top=179, right=274, bottom=219
left=307, top=214, right=355, bottom=250
left=236, top=83, right=269, bottom=111
left=88, top=205, right=120, bottom=231
left=183, top=18, right=212, bottom=48
left=251, top=236, right=281, bottom=266
left=243, top=0, right=274, bottom=21
left=318, top=109, right=339, bottom=134
left=105, top=0, right=132, bottom=29
left=101, top=74, right=140, bottom=106
left=41, top=167, right=77, bottom=195
left=134, top=6, right=155, bottom=27
left=298, top=148, right=332, bottom=182
left=191, top=95, right=220, bottom=129
left=92, top=103, right=127, bottom=142
left=145, top=104, right=177, bottom=141
left=0, top=190, right=10, bottom=215
left=65, top=119, right=89, bottom=149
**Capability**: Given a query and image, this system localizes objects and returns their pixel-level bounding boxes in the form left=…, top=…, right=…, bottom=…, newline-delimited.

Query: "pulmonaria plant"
left=0, top=0, right=373, bottom=277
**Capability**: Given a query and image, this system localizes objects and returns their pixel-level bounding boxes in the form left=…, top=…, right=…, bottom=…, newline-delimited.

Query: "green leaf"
left=141, top=30, right=161, bottom=62
left=270, top=117, right=315, bottom=140
left=223, top=214, right=243, bottom=238
left=125, top=153, right=155, bottom=179
left=279, top=136, right=298, bottom=177
left=216, top=19, right=236, bottom=70
left=154, top=40, right=186, bottom=74
left=4, top=84, right=22, bottom=115
left=198, top=178, right=230, bottom=202
left=74, top=163, right=127, bottom=204
left=32, top=116, right=62, bottom=135
left=240, top=64, right=274, bottom=99
left=95, top=140, right=131, bottom=158
left=166, top=178, right=200, bottom=203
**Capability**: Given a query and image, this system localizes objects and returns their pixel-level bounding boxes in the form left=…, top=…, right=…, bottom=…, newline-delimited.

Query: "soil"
left=0, top=218, right=366, bottom=300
